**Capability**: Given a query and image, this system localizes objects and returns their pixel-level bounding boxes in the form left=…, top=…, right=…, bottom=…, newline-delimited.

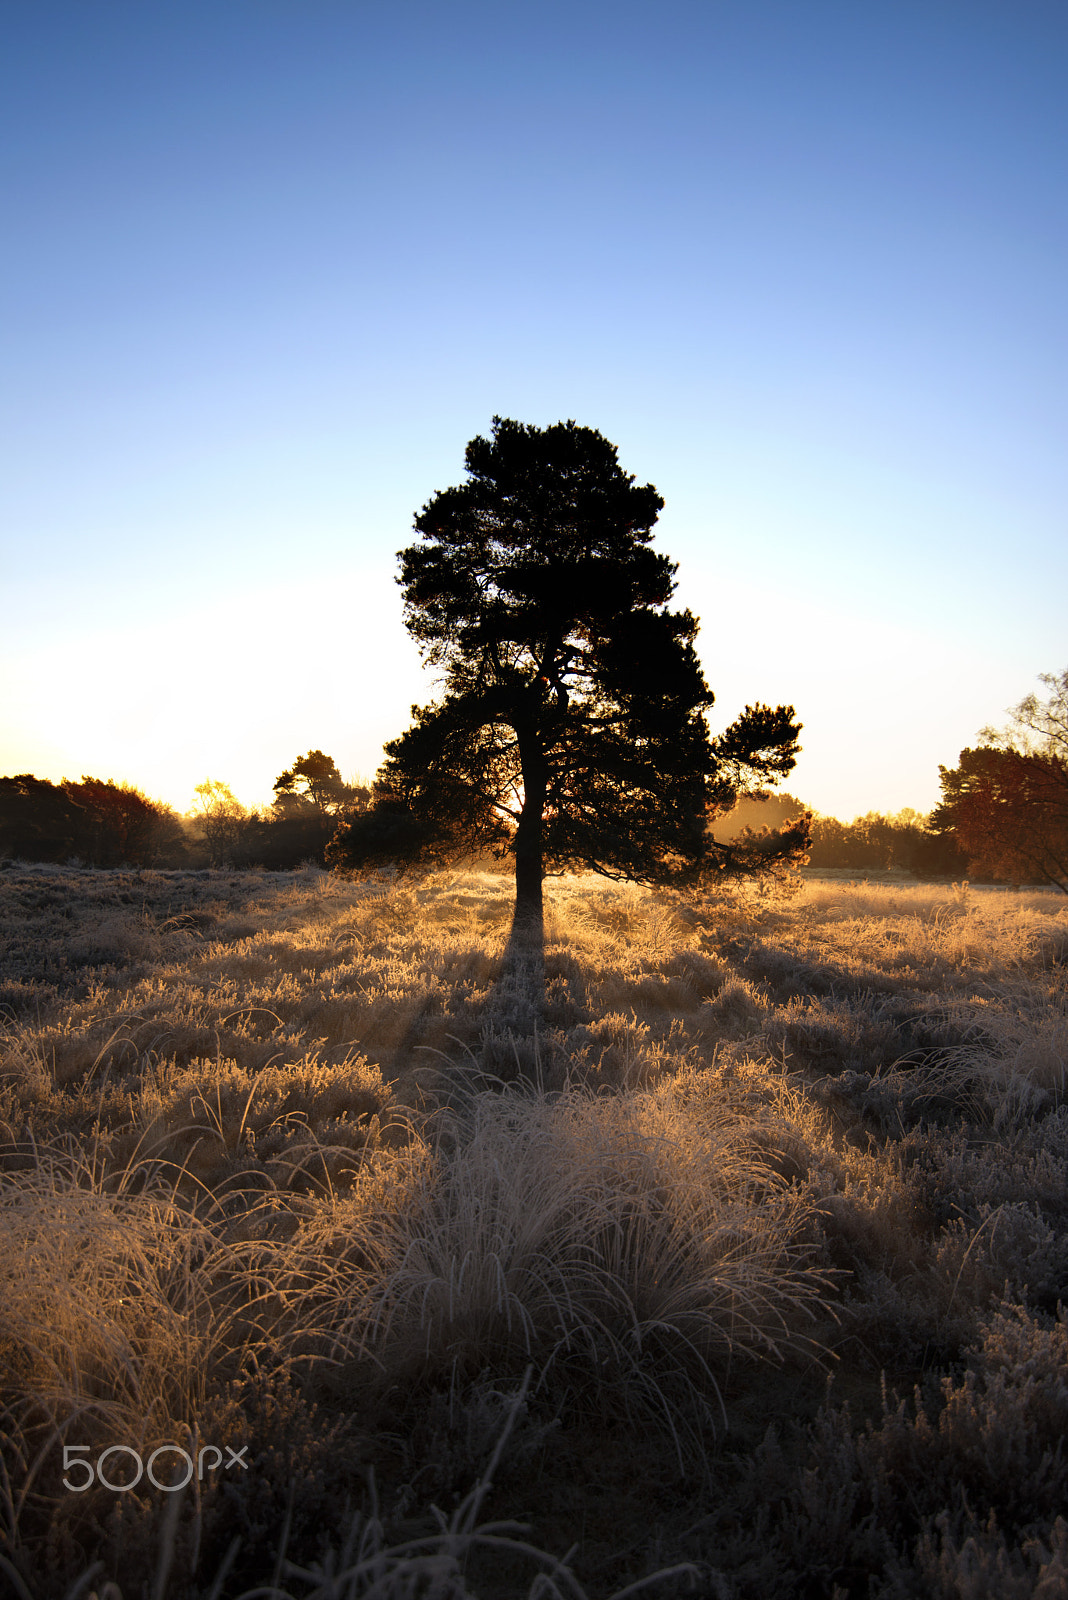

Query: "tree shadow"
left=479, top=906, right=548, bottom=1082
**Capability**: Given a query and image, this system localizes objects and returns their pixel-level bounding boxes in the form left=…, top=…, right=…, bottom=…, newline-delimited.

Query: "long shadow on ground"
left=478, top=906, right=551, bottom=1084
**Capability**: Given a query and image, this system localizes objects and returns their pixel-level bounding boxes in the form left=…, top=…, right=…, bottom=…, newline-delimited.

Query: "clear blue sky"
left=3, top=0, right=1065, bottom=819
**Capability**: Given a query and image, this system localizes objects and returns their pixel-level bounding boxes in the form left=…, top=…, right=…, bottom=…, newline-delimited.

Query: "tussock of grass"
left=316, top=1077, right=827, bottom=1452
left=1, top=1150, right=242, bottom=1555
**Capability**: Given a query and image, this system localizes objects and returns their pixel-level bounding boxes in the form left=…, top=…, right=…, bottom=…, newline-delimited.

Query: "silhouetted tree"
left=62, top=777, right=187, bottom=866
left=273, top=751, right=366, bottom=817
left=334, top=417, right=807, bottom=921
left=0, top=775, right=187, bottom=866
left=190, top=780, right=252, bottom=868
left=259, top=752, right=371, bottom=866
left=0, top=776, right=89, bottom=862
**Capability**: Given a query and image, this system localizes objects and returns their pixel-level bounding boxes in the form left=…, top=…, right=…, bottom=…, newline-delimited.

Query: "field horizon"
left=2, top=861, right=1067, bottom=1598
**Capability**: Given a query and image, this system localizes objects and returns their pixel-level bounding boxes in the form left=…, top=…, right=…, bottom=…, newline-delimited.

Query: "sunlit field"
left=2, top=863, right=1067, bottom=1598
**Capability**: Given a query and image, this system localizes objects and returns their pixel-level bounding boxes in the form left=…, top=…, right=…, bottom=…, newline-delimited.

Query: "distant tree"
left=709, top=791, right=808, bottom=843
left=907, top=826, right=970, bottom=880
left=0, top=774, right=187, bottom=866
left=258, top=752, right=371, bottom=867
left=931, top=670, right=1068, bottom=892
left=805, top=814, right=852, bottom=869
left=326, top=786, right=448, bottom=876
left=62, top=777, right=187, bottom=867
left=805, top=810, right=915, bottom=871
left=982, top=668, right=1068, bottom=761
left=0, top=775, right=89, bottom=862
left=932, top=747, right=1068, bottom=891
left=273, top=750, right=367, bottom=817
left=331, top=417, right=807, bottom=920
left=802, top=806, right=970, bottom=878
left=190, top=780, right=252, bottom=868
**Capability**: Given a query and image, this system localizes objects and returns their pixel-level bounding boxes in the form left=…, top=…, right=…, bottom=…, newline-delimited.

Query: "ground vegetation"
left=1, top=863, right=1066, bottom=1597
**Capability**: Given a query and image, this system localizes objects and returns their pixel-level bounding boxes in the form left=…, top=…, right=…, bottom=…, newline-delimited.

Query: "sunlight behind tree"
left=330, top=418, right=810, bottom=921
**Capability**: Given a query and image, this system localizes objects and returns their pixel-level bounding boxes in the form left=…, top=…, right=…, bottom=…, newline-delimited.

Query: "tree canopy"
left=933, top=670, right=1068, bottom=892
left=190, top=779, right=250, bottom=868
left=273, top=750, right=366, bottom=816
left=982, top=668, right=1068, bottom=762
left=0, top=775, right=185, bottom=867
left=330, top=417, right=808, bottom=920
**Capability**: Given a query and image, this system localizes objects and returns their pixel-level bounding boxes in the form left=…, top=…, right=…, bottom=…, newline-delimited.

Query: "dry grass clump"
left=3, top=1168, right=212, bottom=1391
left=1, top=1150, right=241, bottom=1552
left=35, top=1374, right=700, bottom=1600
left=2, top=863, right=1067, bottom=1597
left=311, top=1074, right=827, bottom=1461
left=1, top=1046, right=394, bottom=1201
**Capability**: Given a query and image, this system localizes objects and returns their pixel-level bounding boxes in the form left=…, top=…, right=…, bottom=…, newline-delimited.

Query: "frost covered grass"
left=1, top=862, right=1066, bottom=1597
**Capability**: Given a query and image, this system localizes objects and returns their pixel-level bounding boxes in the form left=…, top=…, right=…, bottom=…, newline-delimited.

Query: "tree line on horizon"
left=2, top=418, right=1065, bottom=895
left=5, top=695, right=1065, bottom=888
left=2, top=711, right=1066, bottom=889
left=0, top=752, right=369, bottom=872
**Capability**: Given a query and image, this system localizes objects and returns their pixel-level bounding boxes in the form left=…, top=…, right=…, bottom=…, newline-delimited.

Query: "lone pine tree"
left=335, top=418, right=807, bottom=924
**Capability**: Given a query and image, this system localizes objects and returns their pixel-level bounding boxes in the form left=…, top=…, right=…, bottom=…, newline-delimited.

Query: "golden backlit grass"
left=1, top=862, right=1067, bottom=1597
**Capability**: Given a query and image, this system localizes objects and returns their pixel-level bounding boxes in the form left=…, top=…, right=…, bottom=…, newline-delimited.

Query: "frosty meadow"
left=1, top=862, right=1067, bottom=1597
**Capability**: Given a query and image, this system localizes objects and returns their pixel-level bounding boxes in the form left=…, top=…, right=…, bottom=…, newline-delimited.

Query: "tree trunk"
left=514, top=843, right=543, bottom=927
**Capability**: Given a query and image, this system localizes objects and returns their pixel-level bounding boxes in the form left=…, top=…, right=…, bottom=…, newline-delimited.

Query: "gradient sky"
left=3, top=0, right=1066, bottom=821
